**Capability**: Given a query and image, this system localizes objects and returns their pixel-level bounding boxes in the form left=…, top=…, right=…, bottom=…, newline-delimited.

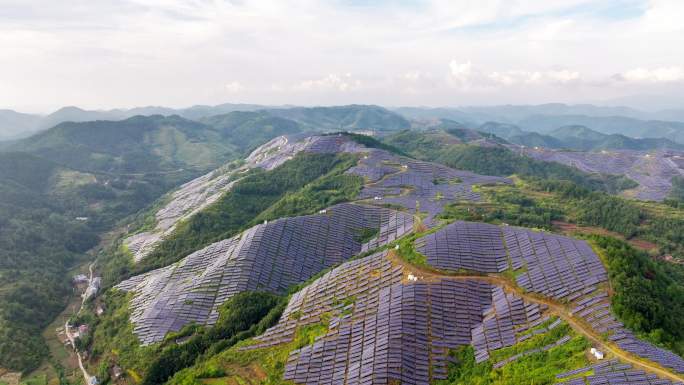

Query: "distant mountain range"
left=0, top=104, right=409, bottom=141
left=396, top=104, right=684, bottom=146
left=475, top=122, right=684, bottom=151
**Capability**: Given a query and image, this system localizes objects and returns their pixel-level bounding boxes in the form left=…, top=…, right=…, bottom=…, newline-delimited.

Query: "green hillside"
left=383, top=129, right=637, bottom=193
left=477, top=122, right=684, bottom=151
left=13, top=115, right=238, bottom=174
left=0, top=114, right=312, bottom=373
left=200, top=111, right=302, bottom=152
left=265, top=105, right=411, bottom=132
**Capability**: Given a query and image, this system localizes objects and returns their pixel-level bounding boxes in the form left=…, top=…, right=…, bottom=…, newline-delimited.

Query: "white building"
left=590, top=347, right=604, bottom=360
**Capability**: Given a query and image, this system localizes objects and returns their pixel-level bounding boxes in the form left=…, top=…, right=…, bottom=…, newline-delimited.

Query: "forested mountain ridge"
left=12, top=115, right=239, bottom=174
left=476, top=122, right=684, bottom=151
left=0, top=104, right=409, bottom=142
left=0, top=116, right=322, bottom=375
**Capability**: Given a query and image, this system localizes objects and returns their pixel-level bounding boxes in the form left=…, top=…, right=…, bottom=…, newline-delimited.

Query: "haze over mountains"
left=4, top=103, right=684, bottom=149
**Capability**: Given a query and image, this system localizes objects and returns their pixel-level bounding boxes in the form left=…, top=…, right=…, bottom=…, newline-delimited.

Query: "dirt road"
left=389, top=251, right=684, bottom=383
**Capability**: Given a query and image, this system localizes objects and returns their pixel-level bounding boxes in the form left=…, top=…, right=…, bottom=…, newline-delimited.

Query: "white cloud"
left=617, top=66, right=684, bottom=83
left=448, top=60, right=474, bottom=87
left=294, top=73, right=362, bottom=92
left=0, top=0, right=682, bottom=110
left=224, top=82, right=244, bottom=93
left=448, top=61, right=581, bottom=89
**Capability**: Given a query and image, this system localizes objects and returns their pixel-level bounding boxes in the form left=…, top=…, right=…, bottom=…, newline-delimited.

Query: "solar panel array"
left=116, top=203, right=413, bottom=344
left=348, top=150, right=511, bottom=224
left=250, top=251, right=562, bottom=384
left=416, top=221, right=509, bottom=273
left=521, top=146, right=684, bottom=201
left=122, top=134, right=360, bottom=264
left=416, top=221, right=684, bottom=375
left=114, top=132, right=684, bottom=380
left=556, top=359, right=684, bottom=385
left=303, top=134, right=367, bottom=154
left=472, top=287, right=547, bottom=363
left=504, top=226, right=607, bottom=301
left=570, top=291, right=684, bottom=374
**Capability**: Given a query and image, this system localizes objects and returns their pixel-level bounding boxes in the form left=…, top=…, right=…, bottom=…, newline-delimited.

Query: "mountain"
left=474, top=121, right=684, bottom=151
left=477, top=121, right=526, bottom=138
left=393, top=103, right=653, bottom=124
left=12, top=115, right=239, bottom=174
left=395, top=103, right=684, bottom=123
left=265, top=104, right=411, bottom=132
left=393, top=106, right=476, bottom=123
left=0, top=104, right=274, bottom=142
left=517, top=114, right=684, bottom=143
left=394, top=104, right=684, bottom=145
left=200, top=111, right=302, bottom=151
left=548, top=125, right=684, bottom=151
left=0, top=109, right=43, bottom=141
left=40, top=106, right=126, bottom=130
left=0, top=114, right=313, bottom=374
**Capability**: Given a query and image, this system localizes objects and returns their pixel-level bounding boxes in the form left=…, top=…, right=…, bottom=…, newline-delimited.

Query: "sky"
left=1, top=0, right=683, bottom=113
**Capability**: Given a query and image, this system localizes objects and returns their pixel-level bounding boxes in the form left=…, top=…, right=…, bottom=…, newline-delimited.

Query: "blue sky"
left=0, top=0, right=682, bottom=112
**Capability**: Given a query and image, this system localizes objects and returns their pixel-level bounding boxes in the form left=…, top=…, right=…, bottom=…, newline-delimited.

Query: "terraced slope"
left=123, top=133, right=508, bottom=263
left=250, top=251, right=550, bottom=383
left=234, top=224, right=684, bottom=384
left=351, top=149, right=509, bottom=224
left=521, top=147, right=684, bottom=201
left=418, top=221, right=684, bottom=375
left=116, top=203, right=414, bottom=344
left=107, top=133, right=684, bottom=385
left=114, top=133, right=511, bottom=343
left=122, top=134, right=369, bottom=262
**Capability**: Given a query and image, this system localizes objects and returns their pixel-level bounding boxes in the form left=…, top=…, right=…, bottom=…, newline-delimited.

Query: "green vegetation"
left=590, top=236, right=684, bottom=356
left=339, top=132, right=408, bottom=156
left=665, top=176, right=684, bottom=208
left=353, top=227, right=380, bottom=243
left=90, top=291, right=158, bottom=380
left=0, top=113, right=309, bottom=372
left=384, top=131, right=637, bottom=194
left=141, top=292, right=282, bottom=385
left=132, top=152, right=360, bottom=276
left=440, top=187, right=562, bottom=230
left=433, top=146, right=636, bottom=193
left=0, top=151, right=155, bottom=372
left=396, top=233, right=428, bottom=267
left=86, top=291, right=285, bottom=385
left=200, top=111, right=302, bottom=155
left=530, top=179, right=684, bottom=257
left=438, top=331, right=590, bottom=385
left=166, top=315, right=331, bottom=385
left=14, top=115, right=238, bottom=174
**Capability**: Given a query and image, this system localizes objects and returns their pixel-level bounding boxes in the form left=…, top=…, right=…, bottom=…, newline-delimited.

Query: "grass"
left=395, top=233, right=428, bottom=267
left=437, top=329, right=591, bottom=385
left=20, top=375, right=47, bottom=385
left=167, top=317, right=332, bottom=385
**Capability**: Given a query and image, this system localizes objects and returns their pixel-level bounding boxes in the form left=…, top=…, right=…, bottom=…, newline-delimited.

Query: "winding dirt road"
left=388, top=251, right=684, bottom=383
